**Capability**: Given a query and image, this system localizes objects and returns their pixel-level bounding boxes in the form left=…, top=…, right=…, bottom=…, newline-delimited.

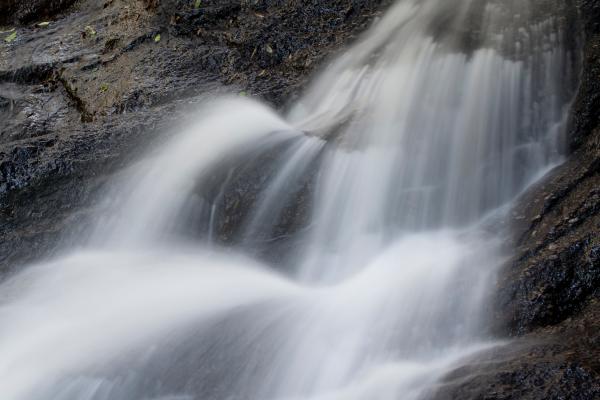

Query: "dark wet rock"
left=0, top=103, right=185, bottom=273
left=428, top=303, right=600, bottom=400
left=494, top=132, right=600, bottom=335
left=429, top=0, right=600, bottom=397
left=154, top=0, right=392, bottom=105
left=494, top=0, right=600, bottom=335
left=568, top=0, right=600, bottom=151
left=429, top=0, right=580, bottom=61
left=0, top=0, right=599, bottom=398
left=0, top=0, right=77, bottom=25
left=0, top=0, right=391, bottom=274
left=476, top=123, right=600, bottom=398
left=193, top=135, right=325, bottom=266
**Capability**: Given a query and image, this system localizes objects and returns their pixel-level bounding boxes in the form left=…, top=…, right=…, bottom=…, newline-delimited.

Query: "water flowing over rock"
left=0, top=0, right=598, bottom=399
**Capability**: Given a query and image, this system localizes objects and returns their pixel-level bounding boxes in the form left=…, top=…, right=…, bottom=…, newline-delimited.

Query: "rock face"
left=428, top=0, right=600, bottom=398
left=0, top=0, right=78, bottom=25
left=0, top=0, right=598, bottom=399
left=0, top=0, right=391, bottom=274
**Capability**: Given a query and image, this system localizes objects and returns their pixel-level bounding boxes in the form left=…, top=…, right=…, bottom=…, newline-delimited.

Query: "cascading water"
left=0, top=1, right=578, bottom=399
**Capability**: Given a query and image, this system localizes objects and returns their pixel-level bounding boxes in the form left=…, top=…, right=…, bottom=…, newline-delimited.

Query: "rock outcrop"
left=0, top=0, right=598, bottom=398
left=429, top=0, right=600, bottom=398
left=0, top=0, right=391, bottom=273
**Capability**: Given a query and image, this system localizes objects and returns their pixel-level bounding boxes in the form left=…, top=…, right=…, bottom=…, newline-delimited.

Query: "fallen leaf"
left=37, top=21, right=51, bottom=27
left=84, top=25, right=96, bottom=37
left=154, top=33, right=161, bottom=42
left=4, top=31, right=16, bottom=43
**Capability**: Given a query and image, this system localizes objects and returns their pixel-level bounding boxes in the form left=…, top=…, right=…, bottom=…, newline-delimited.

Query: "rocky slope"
left=430, top=0, right=600, bottom=398
left=0, top=0, right=390, bottom=273
left=0, top=0, right=598, bottom=399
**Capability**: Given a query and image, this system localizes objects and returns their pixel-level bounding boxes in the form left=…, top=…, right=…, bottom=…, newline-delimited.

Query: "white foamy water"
left=0, top=0, right=577, bottom=399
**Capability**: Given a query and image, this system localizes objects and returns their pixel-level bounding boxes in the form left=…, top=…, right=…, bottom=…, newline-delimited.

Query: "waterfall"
left=0, top=1, right=577, bottom=399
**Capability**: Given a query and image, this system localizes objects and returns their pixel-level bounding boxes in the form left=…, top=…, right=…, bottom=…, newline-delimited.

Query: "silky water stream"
left=0, top=1, right=578, bottom=399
